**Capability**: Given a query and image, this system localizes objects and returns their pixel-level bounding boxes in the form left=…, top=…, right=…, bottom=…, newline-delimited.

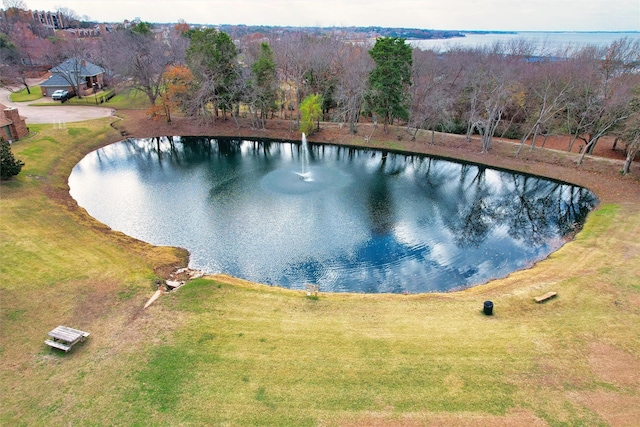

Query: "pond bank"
left=110, top=110, right=640, bottom=207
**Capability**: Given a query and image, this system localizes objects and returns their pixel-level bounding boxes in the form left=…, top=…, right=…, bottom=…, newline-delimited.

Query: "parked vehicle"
left=51, top=90, right=69, bottom=101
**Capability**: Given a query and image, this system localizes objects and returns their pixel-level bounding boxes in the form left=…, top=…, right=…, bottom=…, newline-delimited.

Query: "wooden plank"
left=49, top=329, right=81, bottom=343
left=48, top=326, right=90, bottom=345
left=144, top=289, right=163, bottom=309
left=57, top=325, right=89, bottom=337
left=535, top=291, right=557, bottom=303
left=45, top=339, right=72, bottom=352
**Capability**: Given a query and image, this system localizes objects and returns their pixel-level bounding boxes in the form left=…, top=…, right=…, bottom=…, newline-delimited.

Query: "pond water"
left=69, top=137, right=597, bottom=293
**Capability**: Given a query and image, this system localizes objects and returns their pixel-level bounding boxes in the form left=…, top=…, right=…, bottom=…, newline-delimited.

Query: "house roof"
left=50, top=58, right=105, bottom=77
left=39, top=74, right=73, bottom=87
left=1, top=103, right=14, bottom=127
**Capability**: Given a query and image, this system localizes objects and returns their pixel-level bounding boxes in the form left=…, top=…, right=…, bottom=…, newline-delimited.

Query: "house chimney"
left=4, top=107, right=19, bottom=122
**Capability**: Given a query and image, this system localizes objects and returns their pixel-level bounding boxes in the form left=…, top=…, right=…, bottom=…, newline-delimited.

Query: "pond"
left=69, top=136, right=598, bottom=293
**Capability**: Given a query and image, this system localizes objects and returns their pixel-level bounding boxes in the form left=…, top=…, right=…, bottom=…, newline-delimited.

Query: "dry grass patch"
left=588, top=342, right=640, bottom=389
left=335, top=408, right=546, bottom=426
left=569, top=391, right=640, bottom=427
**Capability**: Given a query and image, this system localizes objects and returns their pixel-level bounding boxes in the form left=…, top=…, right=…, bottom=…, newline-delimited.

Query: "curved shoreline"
left=71, top=136, right=598, bottom=294
left=59, top=110, right=639, bottom=292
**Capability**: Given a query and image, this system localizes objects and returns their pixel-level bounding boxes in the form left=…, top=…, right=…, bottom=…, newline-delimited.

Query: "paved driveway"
left=1, top=86, right=114, bottom=125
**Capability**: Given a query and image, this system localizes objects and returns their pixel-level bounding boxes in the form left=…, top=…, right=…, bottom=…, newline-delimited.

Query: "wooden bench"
left=44, top=339, right=72, bottom=352
left=45, top=326, right=90, bottom=352
left=535, top=291, right=557, bottom=303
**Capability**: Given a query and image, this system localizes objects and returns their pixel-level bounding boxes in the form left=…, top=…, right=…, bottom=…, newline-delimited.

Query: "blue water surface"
left=69, top=137, right=597, bottom=293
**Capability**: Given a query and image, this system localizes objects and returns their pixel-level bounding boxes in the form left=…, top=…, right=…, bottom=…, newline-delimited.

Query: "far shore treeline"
left=1, top=8, right=639, bottom=172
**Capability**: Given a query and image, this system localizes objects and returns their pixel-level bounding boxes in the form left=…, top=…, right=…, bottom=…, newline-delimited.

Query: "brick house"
left=0, top=103, right=28, bottom=141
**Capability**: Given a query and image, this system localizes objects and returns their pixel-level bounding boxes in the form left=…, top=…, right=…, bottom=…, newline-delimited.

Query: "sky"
left=18, top=0, right=640, bottom=32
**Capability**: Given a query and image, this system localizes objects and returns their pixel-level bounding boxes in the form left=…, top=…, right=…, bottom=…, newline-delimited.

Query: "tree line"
left=1, top=8, right=639, bottom=173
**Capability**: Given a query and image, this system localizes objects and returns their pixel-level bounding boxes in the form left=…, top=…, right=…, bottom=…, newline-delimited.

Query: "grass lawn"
left=61, top=89, right=149, bottom=110
left=8, top=86, right=43, bottom=102
left=25, top=88, right=150, bottom=109
left=1, top=118, right=639, bottom=426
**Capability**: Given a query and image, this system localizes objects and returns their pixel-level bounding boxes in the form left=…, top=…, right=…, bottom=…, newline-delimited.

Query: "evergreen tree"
left=186, top=28, right=239, bottom=120
left=130, top=21, right=152, bottom=36
left=1, top=138, right=24, bottom=180
left=251, top=42, right=278, bottom=126
left=367, top=37, right=413, bottom=133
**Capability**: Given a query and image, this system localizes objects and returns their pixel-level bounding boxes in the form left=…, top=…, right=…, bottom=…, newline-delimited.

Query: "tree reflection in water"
left=69, top=137, right=598, bottom=293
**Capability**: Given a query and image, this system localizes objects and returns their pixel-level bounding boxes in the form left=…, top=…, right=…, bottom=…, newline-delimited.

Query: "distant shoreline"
left=410, top=31, right=640, bottom=50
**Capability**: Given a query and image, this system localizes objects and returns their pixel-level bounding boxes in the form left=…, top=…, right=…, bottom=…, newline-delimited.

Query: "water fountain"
left=295, top=133, right=313, bottom=182
left=260, top=133, right=348, bottom=195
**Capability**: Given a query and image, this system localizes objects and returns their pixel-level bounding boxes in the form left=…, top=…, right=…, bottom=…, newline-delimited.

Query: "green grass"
left=144, top=280, right=522, bottom=423
left=99, top=88, right=150, bottom=110
left=8, top=86, right=43, bottom=102
left=1, top=117, right=639, bottom=425
left=25, top=87, right=150, bottom=109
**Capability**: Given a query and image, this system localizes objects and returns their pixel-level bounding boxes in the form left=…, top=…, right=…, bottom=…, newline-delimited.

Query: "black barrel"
left=483, top=300, right=494, bottom=315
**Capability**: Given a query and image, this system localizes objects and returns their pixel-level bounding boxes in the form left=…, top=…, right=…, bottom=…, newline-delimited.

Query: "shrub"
left=1, top=138, right=25, bottom=180
left=435, top=120, right=467, bottom=135
left=498, top=124, right=524, bottom=140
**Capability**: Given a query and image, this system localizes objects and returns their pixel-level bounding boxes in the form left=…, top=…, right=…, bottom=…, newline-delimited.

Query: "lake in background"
left=410, top=31, right=640, bottom=52
left=69, top=138, right=598, bottom=294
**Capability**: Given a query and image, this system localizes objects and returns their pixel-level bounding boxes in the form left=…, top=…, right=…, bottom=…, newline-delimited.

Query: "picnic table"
left=45, top=326, right=90, bottom=352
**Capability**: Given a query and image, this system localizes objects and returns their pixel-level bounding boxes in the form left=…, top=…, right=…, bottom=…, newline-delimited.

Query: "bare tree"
left=43, top=37, right=95, bottom=97
left=439, top=47, right=485, bottom=142
left=333, top=43, right=373, bottom=133
left=621, top=84, right=640, bottom=174
left=464, top=46, right=519, bottom=152
left=516, top=60, right=572, bottom=155
left=273, top=32, right=307, bottom=130
left=302, top=33, right=343, bottom=121
left=2, top=0, right=27, bottom=10
left=101, top=24, right=187, bottom=105
left=621, top=112, right=640, bottom=174
left=408, top=48, right=456, bottom=143
left=272, top=32, right=341, bottom=131
left=559, top=39, right=640, bottom=163
left=577, top=72, right=639, bottom=165
left=56, top=7, right=81, bottom=28
left=0, top=4, right=56, bottom=91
